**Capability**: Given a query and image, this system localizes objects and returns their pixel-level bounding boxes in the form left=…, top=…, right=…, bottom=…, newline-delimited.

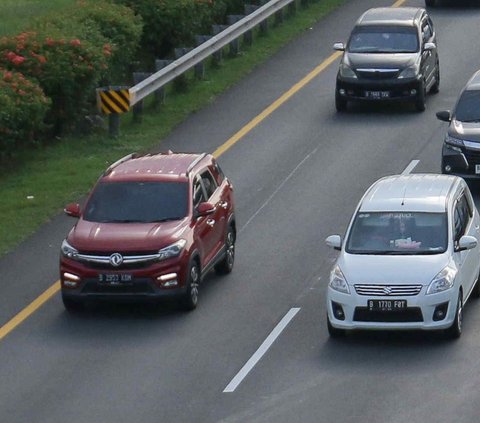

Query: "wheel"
left=430, top=62, right=440, bottom=94
left=415, top=80, right=426, bottom=112
left=335, top=90, right=347, bottom=112
left=62, top=295, right=85, bottom=312
left=181, top=261, right=200, bottom=311
left=425, top=0, right=436, bottom=6
left=214, top=225, right=235, bottom=275
left=327, top=314, right=346, bottom=338
left=445, top=292, right=463, bottom=339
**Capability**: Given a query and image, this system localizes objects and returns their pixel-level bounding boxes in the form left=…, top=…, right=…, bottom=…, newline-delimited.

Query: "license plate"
left=368, top=299, right=407, bottom=312
left=365, top=90, right=390, bottom=99
left=475, top=164, right=480, bottom=174
left=98, top=273, right=133, bottom=284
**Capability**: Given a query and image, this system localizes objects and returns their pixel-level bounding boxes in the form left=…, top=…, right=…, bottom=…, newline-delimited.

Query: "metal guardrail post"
left=154, top=60, right=172, bottom=107
left=174, top=48, right=193, bottom=91
left=301, top=0, right=309, bottom=7
left=132, top=72, right=152, bottom=123
left=109, top=113, right=120, bottom=138
left=288, top=0, right=296, bottom=16
left=194, top=35, right=212, bottom=79
left=275, top=8, right=284, bottom=25
left=212, top=25, right=228, bottom=65
left=244, top=5, right=260, bottom=46
left=227, top=15, right=244, bottom=56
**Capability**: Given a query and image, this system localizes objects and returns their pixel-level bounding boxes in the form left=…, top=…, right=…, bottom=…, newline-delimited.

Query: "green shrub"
left=0, top=31, right=108, bottom=135
left=0, top=68, right=50, bottom=157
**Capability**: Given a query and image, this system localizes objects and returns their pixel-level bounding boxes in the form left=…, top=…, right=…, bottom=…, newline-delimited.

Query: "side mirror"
left=333, top=42, right=345, bottom=52
left=325, top=235, right=342, bottom=251
left=456, top=235, right=478, bottom=252
left=424, top=42, right=436, bottom=51
left=436, top=110, right=452, bottom=122
left=64, top=203, right=81, bottom=218
left=196, top=202, right=215, bottom=218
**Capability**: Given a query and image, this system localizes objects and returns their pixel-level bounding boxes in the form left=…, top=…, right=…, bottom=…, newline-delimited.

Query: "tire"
left=445, top=292, right=463, bottom=339
left=415, top=80, right=426, bottom=112
left=335, top=90, right=347, bottom=112
left=472, top=272, right=480, bottom=298
left=62, top=295, right=85, bottom=312
left=181, top=261, right=200, bottom=311
left=430, top=63, right=440, bottom=94
left=214, top=225, right=235, bottom=275
left=327, top=314, right=346, bottom=338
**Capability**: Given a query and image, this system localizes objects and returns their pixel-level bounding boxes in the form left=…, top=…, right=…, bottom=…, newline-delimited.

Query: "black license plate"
left=365, top=90, right=390, bottom=99
left=368, top=299, right=407, bottom=312
left=98, top=273, right=133, bottom=284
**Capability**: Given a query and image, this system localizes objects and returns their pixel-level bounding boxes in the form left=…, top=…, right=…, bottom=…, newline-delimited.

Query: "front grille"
left=81, top=279, right=155, bottom=295
left=354, top=307, right=423, bottom=322
left=355, top=284, right=422, bottom=296
left=356, top=69, right=400, bottom=80
left=75, top=251, right=161, bottom=269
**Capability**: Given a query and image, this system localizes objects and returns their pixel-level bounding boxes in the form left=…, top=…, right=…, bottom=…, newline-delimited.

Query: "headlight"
left=426, top=266, right=457, bottom=295
left=339, top=63, right=357, bottom=79
left=445, top=134, right=465, bottom=148
left=329, top=265, right=350, bottom=294
left=61, top=239, right=78, bottom=259
left=158, top=239, right=187, bottom=261
left=398, top=66, right=418, bottom=79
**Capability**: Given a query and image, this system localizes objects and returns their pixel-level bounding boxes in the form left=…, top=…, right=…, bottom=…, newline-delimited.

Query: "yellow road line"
left=0, top=282, right=60, bottom=342
left=0, top=0, right=409, bottom=342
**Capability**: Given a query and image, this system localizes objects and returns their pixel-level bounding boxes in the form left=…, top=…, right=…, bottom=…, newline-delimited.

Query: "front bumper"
left=442, top=142, right=480, bottom=179
left=336, top=76, right=421, bottom=102
left=327, top=286, right=458, bottom=331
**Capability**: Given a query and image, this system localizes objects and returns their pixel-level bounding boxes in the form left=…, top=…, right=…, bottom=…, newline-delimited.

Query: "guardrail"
left=99, top=0, right=313, bottom=136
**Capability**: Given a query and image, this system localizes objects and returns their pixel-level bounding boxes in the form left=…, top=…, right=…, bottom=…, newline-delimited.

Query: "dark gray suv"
left=334, top=7, right=440, bottom=112
left=438, top=70, right=480, bottom=179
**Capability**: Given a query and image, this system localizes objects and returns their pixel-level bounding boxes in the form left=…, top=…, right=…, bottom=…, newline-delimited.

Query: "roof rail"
left=104, top=153, right=137, bottom=175
left=186, top=153, right=207, bottom=176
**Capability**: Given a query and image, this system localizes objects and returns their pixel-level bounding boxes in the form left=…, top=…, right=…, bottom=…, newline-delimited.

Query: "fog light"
left=157, top=273, right=178, bottom=287
left=62, top=273, right=80, bottom=288
left=410, top=89, right=417, bottom=95
left=339, top=89, right=346, bottom=96
left=444, top=165, right=452, bottom=173
left=433, top=302, right=448, bottom=321
left=332, top=301, right=345, bottom=321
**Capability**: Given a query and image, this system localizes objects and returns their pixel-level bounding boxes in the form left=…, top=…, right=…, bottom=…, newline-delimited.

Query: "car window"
left=454, top=194, right=471, bottom=241
left=213, top=161, right=225, bottom=185
left=84, top=181, right=188, bottom=223
left=200, top=170, right=218, bottom=199
left=346, top=211, right=447, bottom=254
left=348, top=26, right=419, bottom=54
left=454, top=90, right=480, bottom=122
left=193, top=176, right=206, bottom=209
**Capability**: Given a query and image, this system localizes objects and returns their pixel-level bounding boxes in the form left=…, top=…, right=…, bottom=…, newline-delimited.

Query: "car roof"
left=464, top=69, right=480, bottom=91
left=356, top=7, right=424, bottom=28
left=101, top=152, right=209, bottom=182
left=359, top=174, right=459, bottom=213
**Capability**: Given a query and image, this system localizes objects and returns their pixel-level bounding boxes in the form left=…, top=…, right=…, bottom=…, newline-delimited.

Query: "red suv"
left=60, top=151, right=235, bottom=311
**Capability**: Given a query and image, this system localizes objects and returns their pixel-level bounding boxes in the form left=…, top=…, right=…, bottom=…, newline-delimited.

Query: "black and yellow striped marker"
left=96, top=87, right=130, bottom=114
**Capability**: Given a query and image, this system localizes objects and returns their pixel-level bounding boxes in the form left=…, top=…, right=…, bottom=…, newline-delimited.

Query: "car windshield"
left=83, top=181, right=188, bottom=223
left=455, top=90, right=480, bottom=122
left=348, top=26, right=419, bottom=53
left=346, top=211, right=448, bottom=255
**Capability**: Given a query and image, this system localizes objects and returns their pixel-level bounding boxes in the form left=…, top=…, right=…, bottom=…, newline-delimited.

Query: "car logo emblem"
left=383, top=286, right=392, bottom=295
left=110, top=253, right=123, bottom=267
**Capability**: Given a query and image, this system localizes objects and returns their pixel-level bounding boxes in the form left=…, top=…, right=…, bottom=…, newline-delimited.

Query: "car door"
left=453, top=191, right=478, bottom=297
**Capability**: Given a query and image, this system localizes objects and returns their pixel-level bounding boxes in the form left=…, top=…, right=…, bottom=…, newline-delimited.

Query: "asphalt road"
left=2, top=0, right=480, bottom=422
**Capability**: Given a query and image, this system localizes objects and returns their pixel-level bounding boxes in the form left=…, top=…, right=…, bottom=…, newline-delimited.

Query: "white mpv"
left=326, top=174, right=480, bottom=338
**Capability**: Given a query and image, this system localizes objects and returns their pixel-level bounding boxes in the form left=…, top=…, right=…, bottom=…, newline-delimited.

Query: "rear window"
left=84, top=181, right=188, bottom=223
left=348, top=26, right=419, bottom=53
left=346, top=212, right=448, bottom=255
left=454, top=90, right=480, bottom=122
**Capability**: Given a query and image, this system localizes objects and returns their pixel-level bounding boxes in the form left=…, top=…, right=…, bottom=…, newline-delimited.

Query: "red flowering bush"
left=0, top=31, right=107, bottom=134
left=0, top=68, right=50, bottom=157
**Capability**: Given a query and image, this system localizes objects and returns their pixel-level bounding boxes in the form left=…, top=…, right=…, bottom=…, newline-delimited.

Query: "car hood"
left=449, top=119, right=480, bottom=142
left=68, top=218, right=189, bottom=252
left=344, top=52, right=417, bottom=70
left=337, top=253, right=448, bottom=287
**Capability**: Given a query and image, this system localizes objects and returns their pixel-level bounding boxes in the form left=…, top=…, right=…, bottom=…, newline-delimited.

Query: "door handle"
left=206, top=219, right=215, bottom=227
left=219, top=201, right=228, bottom=209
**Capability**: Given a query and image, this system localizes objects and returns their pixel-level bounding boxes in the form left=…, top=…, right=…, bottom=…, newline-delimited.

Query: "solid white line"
left=223, top=307, right=301, bottom=393
left=402, top=160, right=420, bottom=175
